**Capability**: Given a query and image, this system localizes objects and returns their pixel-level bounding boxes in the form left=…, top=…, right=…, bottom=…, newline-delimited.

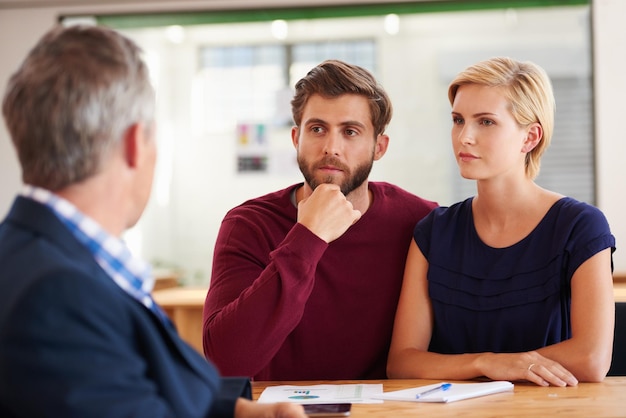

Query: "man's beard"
left=297, top=154, right=374, bottom=196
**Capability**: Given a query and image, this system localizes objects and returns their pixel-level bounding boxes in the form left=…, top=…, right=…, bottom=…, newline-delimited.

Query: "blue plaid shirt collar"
left=20, top=185, right=167, bottom=322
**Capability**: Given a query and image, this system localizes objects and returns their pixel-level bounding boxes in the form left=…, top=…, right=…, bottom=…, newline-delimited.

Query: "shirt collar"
left=20, top=185, right=156, bottom=303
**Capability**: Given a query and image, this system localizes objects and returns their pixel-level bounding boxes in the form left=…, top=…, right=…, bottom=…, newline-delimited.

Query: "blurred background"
left=1, top=0, right=623, bottom=285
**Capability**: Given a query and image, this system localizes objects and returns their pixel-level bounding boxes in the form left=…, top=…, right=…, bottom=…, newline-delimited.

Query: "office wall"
left=592, top=0, right=626, bottom=274
left=0, top=0, right=624, bottom=274
left=120, top=7, right=592, bottom=282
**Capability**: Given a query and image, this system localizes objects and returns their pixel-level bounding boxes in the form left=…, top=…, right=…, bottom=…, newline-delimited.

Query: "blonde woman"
left=387, top=57, right=616, bottom=386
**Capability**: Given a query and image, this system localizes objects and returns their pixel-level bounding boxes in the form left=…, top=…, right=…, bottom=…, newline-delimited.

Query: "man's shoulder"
left=225, top=184, right=299, bottom=218
left=243, top=184, right=297, bottom=203
left=0, top=229, right=125, bottom=338
left=0, top=197, right=92, bottom=265
left=369, top=181, right=438, bottom=207
left=0, top=197, right=115, bottom=301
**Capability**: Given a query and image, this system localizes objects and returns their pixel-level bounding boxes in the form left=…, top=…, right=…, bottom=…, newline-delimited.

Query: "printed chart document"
left=372, top=381, right=514, bottom=403
left=258, top=384, right=384, bottom=404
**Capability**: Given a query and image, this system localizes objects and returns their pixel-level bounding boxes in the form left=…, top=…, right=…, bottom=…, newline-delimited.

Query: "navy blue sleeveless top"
left=414, top=197, right=616, bottom=354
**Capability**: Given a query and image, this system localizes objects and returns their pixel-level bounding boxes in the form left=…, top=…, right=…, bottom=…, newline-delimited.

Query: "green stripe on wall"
left=94, top=0, right=589, bottom=30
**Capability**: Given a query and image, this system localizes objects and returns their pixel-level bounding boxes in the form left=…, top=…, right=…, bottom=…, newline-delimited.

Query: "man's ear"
left=373, top=134, right=389, bottom=161
left=521, top=123, right=543, bottom=153
left=123, top=123, right=144, bottom=168
left=291, top=126, right=300, bottom=149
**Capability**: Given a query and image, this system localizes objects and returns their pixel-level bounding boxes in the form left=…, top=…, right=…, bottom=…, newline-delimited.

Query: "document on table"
left=371, top=381, right=514, bottom=403
left=257, top=384, right=384, bottom=404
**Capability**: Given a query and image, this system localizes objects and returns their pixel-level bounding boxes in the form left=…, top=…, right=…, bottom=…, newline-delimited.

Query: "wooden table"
left=252, top=378, right=626, bottom=417
left=613, top=281, right=626, bottom=302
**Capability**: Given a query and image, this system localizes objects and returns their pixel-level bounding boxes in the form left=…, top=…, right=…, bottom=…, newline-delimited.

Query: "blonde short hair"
left=448, top=57, right=555, bottom=179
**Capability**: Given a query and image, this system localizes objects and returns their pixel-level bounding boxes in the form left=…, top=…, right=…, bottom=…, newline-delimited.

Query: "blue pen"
left=415, top=383, right=452, bottom=399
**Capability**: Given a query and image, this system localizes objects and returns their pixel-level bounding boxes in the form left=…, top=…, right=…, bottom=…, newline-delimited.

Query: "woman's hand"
left=475, top=351, right=578, bottom=387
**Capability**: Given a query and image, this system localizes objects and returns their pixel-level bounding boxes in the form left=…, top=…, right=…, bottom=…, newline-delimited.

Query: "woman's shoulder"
left=415, top=197, right=473, bottom=236
left=428, top=197, right=473, bottom=219
left=550, top=196, right=609, bottom=223
left=542, top=197, right=614, bottom=248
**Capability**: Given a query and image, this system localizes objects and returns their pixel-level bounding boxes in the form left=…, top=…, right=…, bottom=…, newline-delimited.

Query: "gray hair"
left=2, top=24, right=155, bottom=190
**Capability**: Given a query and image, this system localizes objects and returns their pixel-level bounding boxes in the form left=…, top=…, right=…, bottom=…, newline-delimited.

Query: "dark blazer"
left=0, top=197, right=248, bottom=418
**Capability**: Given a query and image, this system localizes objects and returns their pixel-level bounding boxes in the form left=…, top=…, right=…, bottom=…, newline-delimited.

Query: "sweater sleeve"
left=203, top=213, right=328, bottom=377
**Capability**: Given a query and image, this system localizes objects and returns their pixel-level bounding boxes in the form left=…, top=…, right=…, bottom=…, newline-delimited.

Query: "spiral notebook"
left=372, top=381, right=514, bottom=403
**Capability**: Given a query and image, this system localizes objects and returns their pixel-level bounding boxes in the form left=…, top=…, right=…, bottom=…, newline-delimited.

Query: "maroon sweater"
left=203, top=182, right=437, bottom=380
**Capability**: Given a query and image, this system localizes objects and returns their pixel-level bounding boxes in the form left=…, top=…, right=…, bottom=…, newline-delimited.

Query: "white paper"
left=371, top=381, right=514, bottom=403
left=257, top=384, right=384, bottom=404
